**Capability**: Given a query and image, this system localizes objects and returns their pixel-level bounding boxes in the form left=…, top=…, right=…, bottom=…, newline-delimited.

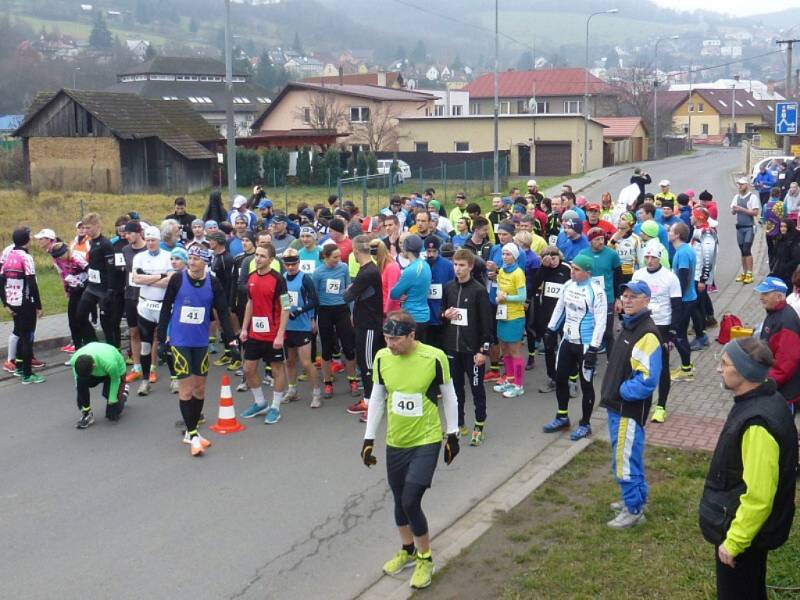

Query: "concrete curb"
left=356, top=435, right=592, bottom=600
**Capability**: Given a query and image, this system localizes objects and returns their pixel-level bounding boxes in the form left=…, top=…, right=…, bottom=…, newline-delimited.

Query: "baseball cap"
left=34, top=228, right=56, bottom=240
left=643, top=241, right=662, bottom=258
left=272, top=214, right=288, bottom=224
left=144, top=226, right=161, bottom=240
left=641, top=221, right=660, bottom=239
left=526, top=179, right=537, bottom=187
left=621, top=280, right=652, bottom=298
left=659, top=179, right=670, bottom=187
left=232, top=195, right=247, bottom=208
left=754, top=276, right=788, bottom=294
left=502, top=196, right=513, bottom=205
left=585, top=203, right=601, bottom=211
left=736, top=177, right=749, bottom=185
left=571, top=254, right=593, bottom=272
left=258, top=198, right=273, bottom=210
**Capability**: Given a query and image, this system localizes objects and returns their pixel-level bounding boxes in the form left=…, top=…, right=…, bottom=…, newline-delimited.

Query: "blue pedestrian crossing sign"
left=775, top=102, right=798, bottom=135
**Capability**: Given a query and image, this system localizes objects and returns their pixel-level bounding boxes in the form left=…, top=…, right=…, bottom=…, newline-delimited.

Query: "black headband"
left=382, top=318, right=415, bottom=337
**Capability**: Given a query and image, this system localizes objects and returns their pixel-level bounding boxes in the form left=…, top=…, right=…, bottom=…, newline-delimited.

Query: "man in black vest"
left=700, top=337, right=797, bottom=600
left=600, top=280, right=663, bottom=529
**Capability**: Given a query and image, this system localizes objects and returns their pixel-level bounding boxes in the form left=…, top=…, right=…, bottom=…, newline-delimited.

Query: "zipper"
left=456, top=282, right=462, bottom=352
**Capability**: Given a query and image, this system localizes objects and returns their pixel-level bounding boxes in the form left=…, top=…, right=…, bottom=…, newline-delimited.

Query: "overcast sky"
left=651, top=0, right=794, bottom=17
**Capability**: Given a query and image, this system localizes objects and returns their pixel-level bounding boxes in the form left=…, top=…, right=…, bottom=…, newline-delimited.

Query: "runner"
left=515, top=230, right=542, bottom=370
left=279, top=248, right=321, bottom=408
left=442, top=248, right=493, bottom=445
left=131, top=226, right=173, bottom=396
left=344, top=235, right=385, bottom=421
left=423, top=236, right=455, bottom=350
left=389, top=235, right=432, bottom=343
left=70, top=341, right=128, bottom=429
left=157, top=245, right=237, bottom=456
left=630, top=243, right=682, bottom=424
left=120, top=221, right=147, bottom=383
left=239, top=242, right=291, bottom=425
left=491, top=243, right=528, bottom=398
left=109, top=216, right=130, bottom=357
left=669, top=223, right=697, bottom=383
left=542, top=254, right=606, bottom=441
left=608, top=212, right=641, bottom=287
left=578, top=227, right=622, bottom=356
left=361, top=310, right=460, bottom=590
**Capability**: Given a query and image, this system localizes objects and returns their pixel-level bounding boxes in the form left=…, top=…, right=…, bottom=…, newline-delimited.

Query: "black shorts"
left=171, top=346, right=209, bottom=379
left=244, top=339, right=285, bottom=363
left=284, top=330, right=312, bottom=349
left=386, top=442, right=441, bottom=491
left=124, top=299, right=139, bottom=328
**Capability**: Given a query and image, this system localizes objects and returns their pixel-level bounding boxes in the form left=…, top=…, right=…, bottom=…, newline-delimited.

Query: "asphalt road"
left=0, top=147, right=743, bottom=600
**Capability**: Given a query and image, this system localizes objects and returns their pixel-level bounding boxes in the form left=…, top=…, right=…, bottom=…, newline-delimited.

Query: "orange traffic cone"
left=209, top=374, right=246, bottom=434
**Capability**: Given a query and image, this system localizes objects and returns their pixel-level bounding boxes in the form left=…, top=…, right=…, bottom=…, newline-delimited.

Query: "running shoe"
left=323, top=383, right=334, bottom=399
left=148, top=371, right=157, bottom=384
left=310, top=392, right=322, bottom=409
left=213, top=353, right=231, bottom=367
left=347, top=399, right=368, bottom=415
left=13, top=368, right=22, bottom=377
left=742, top=272, right=753, bottom=284
left=607, top=507, right=646, bottom=530
left=208, top=342, right=219, bottom=355
left=458, top=425, right=469, bottom=438
left=331, top=361, right=345, bottom=375
left=734, top=273, right=745, bottom=283
left=689, top=335, right=709, bottom=351
left=349, top=379, right=361, bottom=397
left=125, top=370, right=142, bottom=383
left=597, top=343, right=607, bottom=354
left=651, top=406, right=667, bottom=423
left=125, top=354, right=134, bottom=365
left=241, top=402, right=268, bottom=418
left=610, top=501, right=646, bottom=513
left=538, top=378, right=556, bottom=393
left=21, top=373, right=45, bottom=384
left=483, top=370, right=502, bottom=382
left=190, top=436, right=205, bottom=456
left=492, top=379, right=514, bottom=393
left=76, top=411, right=95, bottom=429
left=227, top=360, right=242, bottom=372
left=234, top=369, right=244, bottom=377
left=3, top=360, right=16, bottom=373
left=570, top=424, right=592, bottom=441
left=525, top=355, right=535, bottom=371
left=137, top=381, right=151, bottom=396
left=264, top=407, right=281, bottom=424
left=502, top=385, right=525, bottom=398
left=298, top=373, right=308, bottom=382
left=314, top=357, right=322, bottom=369
left=170, top=378, right=180, bottom=394
left=31, top=358, right=45, bottom=369
left=670, top=366, right=694, bottom=382
left=410, top=556, right=434, bottom=589
left=382, top=549, right=417, bottom=575
left=707, top=284, right=718, bottom=293
left=470, top=426, right=485, bottom=446
left=61, top=344, right=76, bottom=353
left=542, top=416, right=570, bottom=433
left=283, top=386, right=299, bottom=403
left=182, top=431, right=212, bottom=448
left=236, top=381, right=249, bottom=392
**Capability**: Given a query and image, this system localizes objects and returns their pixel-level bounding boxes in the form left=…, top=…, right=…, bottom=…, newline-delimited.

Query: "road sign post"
left=774, top=101, right=798, bottom=136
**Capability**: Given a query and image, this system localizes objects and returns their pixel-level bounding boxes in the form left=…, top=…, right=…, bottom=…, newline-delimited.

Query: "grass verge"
left=423, top=441, right=799, bottom=599
left=0, top=271, right=66, bottom=323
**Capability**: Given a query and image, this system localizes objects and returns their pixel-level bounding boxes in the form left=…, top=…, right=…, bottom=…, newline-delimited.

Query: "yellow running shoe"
left=651, top=406, right=667, bottom=423
left=382, top=549, right=416, bottom=575
left=670, top=367, right=694, bottom=382
left=410, top=555, right=434, bottom=589
left=734, top=273, right=745, bottom=282
left=742, top=272, right=754, bottom=284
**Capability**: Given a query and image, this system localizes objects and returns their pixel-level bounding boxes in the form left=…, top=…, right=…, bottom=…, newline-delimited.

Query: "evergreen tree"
left=255, top=52, right=290, bottom=96
left=452, top=54, right=463, bottom=70
left=189, top=16, right=198, bottom=33
left=356, top=152, right=368, bottom=177
left=296, top=145, right=311, bottom=184
left=144, top=43, right=157, bottom=60
left=366, top=152, right=378, bottom=176
left=292, top=32, right=303, bottom=53
left=89, top=11, right=113, bottom=50
left=323, top=148, right=341, bottom=182
left=310, top=151, right=325, bottom=185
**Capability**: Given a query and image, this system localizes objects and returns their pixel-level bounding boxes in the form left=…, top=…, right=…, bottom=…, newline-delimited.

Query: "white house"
left=419, top=88, right=469, bottom=117
left=425, top=66, right=439, bottom=81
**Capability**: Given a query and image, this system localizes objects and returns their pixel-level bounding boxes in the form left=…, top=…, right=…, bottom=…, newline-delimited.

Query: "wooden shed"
left=13, top=89, right=221, bottom=194
left=594, top=117, right=649, bottom=166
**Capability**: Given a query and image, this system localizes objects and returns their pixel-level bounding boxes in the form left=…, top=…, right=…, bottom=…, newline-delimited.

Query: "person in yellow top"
left=448, top=191, right=469, bottom=227
left=492, top=243, right=528, bottom=398
left=700, top=337, right=797, bottom=600
left=654, top=179, right=676, bottom=207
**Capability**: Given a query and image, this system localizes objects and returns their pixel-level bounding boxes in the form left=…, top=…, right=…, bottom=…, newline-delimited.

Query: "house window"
left=536, top=100, right=549, bottom=114
left=564, top=100, right=582, bottom=114
left=500, top=101, right=511, bottom=114
left=517, top=99, right=529, bottom=114
left=434, top=105, right=445, bottom=117
left=454, top=141, right=470, bottom=152
left=471, top=102, right=480, bottom=115
left=303, top=107, right=311, bottom=123
left=451, top=105, right=462, bottom=116
left=415, top=142, right=429, bottom=152
left=683, top=124, right=689, bottom=134
left=702, top=123, right=709, bottom=134
left=350, top=106, right=370, bottom=122
left=698, top=103, right=704, bottom=112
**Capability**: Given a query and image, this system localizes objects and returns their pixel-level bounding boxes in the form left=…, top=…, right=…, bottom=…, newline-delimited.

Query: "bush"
left=262, top=147, right=290, bottom=186
left=323, top=147, right=341, bottom=182
left=310, top=151, right=325, bottom=185
left=0, top=145, right=24, bottom=185
left=366, top=151, right=378, bottom=175
left=346, top=155, right=356, bottom=177
left=234, top=148, right=261, bottom=188
left=356, top=152, right=368, bottom=177
left=296, top=145, right=311, bottom=185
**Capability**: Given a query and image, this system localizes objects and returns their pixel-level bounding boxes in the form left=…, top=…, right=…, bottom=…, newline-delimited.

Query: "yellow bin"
left=730, top=326, right=754, bottom=339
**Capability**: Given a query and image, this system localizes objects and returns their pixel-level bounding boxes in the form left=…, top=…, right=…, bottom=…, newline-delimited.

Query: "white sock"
left=251, top=386, right=266, bottom=407
left=313, top=387, right=321, bottom=396
left=272, top=390, right=284, bottom=409
left=8, top=333, right=18, bottom=362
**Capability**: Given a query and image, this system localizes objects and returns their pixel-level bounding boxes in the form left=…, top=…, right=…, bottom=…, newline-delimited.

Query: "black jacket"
left=699, top=380, right=797, bottom=550
left=771, top=232, right=800, bottom=289
left=344, top=261, right=383, bottom=330
left=441, top=276, right=494, bottom=353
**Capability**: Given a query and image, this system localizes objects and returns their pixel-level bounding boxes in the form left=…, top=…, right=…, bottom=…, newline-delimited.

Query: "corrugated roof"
left=15, top=90, right=220, bottom=160
left=119, top=55, right=249, bottom=77
left=464, top=68, right=614, bottom=98
left=594, top=117, right=646, bottom=138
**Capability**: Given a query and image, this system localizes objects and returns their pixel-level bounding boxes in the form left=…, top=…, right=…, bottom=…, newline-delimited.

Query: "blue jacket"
left=426, top=256, right=455, bottom=325
left=753, top=170, right=777, bottom=192
left=390, top=257, right=432, bottom=323
left=557, top=234, right=590, bottom=262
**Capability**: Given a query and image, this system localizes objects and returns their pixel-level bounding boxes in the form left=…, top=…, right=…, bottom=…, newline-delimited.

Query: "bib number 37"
left=392, top=392, right=423, bottom=417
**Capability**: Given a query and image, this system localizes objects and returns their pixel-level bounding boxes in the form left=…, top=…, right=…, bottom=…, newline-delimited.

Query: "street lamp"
left=730, top=74, right=740, bottom=146
left=652, top=35, right=679, bottom=161
left=224, top=0, right=236, bottom=204
left=73, top=67, right=80, bottom=89
left=583, top=8, right=618, bottom=173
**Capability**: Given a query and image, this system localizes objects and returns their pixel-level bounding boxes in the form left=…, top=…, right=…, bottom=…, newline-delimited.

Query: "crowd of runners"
left=2, top=170, right=800, bottom=589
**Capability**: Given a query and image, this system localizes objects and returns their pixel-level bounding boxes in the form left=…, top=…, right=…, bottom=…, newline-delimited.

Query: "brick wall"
left=28, top=137, right=121, bottom=193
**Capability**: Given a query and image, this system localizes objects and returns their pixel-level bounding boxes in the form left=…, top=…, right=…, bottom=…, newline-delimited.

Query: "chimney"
left=338, top=65, right=344, bottom=87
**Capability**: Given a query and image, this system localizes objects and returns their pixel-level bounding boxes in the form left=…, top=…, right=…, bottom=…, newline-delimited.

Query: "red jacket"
left=760, top=301, right=800, bottom=403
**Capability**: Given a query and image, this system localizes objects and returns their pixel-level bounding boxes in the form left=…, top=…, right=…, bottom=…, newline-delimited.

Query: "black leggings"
left=391, top=482, right=428, bottom=537
left=76, top=375, right=122, bottom=410
left=656, top=325, right=671, bottom=409
left=715, top=546, right=767, bottom=600
left=76, top=291, right=119, bottom=348
left=67, top=288, right=84, bottom=348
left=317, top=305, right=356, bottom=361
left=555, top=341, right=595, bottom=426
left=355, top=326, right=384, bottom=399
left=449, top=352, right=487, bottom=426
left=673, top=301, right=693, bottom=367
left=12, top=306, right=36, bottom=377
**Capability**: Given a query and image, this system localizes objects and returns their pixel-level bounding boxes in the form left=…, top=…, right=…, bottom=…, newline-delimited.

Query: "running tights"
left=555, top=341, right=595, bottom=426
left=391, top=482, right=429, bottom=537
left=655, top=325, right=671, bottom=409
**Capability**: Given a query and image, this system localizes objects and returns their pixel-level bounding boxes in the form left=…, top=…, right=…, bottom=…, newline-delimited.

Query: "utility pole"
left=731, top=74, right=739, bottom=146
left=583, top=8, right=618, bottom=172
left=224, top=0, right=237, bottom=204
left=493, top=0, right=499, bottom=194
left=687, top=63, right=693, bottom=151
left=652, top=35, right=679, bottom=161
left=776, top=39, right=799, bottom=154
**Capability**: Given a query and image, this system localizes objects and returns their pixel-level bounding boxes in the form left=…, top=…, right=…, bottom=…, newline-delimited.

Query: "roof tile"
left=464, top=68, right=614, bottom=98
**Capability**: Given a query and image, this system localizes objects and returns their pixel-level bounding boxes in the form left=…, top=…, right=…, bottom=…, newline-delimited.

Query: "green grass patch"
left=0, top=270, right=66, bottom=322
left=424, top=442, right=800, bottom=599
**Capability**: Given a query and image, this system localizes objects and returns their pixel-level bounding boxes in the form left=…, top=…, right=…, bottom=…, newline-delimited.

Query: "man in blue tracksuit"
left=424, top=235, right=455, bottom=349
left=389, top=234, right=432, bottom=342
left=600, top=280, right=662, bottom=529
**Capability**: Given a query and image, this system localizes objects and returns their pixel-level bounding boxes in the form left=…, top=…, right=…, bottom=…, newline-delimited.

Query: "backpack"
left=716, top=313, right=743, bottom=345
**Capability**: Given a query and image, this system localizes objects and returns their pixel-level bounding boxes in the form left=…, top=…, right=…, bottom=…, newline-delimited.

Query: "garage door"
left=535, top=142, right=571, bottom=176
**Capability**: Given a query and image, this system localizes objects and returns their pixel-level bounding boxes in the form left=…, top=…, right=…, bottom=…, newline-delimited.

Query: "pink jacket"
left=381, top=261, right=402, bottom=314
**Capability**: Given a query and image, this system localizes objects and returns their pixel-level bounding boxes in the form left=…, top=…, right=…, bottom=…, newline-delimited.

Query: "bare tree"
left=355, top=103, right=402, bottom=151
left=294, top=92, right=347, bottom=131
left=608, top=61, right=675, bottom=137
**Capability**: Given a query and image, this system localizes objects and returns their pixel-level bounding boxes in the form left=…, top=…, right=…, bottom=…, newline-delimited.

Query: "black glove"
left=289, top=306, right=303, bottom=319
left=443, top=433, right=460, bottom=465
left=361, top=439, right=377, bottom=467
left=543, top=329, right=557, bottom=351
left=583, top=346, right=599, bottom=371
left=105, top=399, right=124, bottom=421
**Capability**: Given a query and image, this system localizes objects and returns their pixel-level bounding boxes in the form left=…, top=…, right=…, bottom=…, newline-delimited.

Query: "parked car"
left=750, top=155, right=796, bottom=182
left=377, top=159, right=412, bottom=183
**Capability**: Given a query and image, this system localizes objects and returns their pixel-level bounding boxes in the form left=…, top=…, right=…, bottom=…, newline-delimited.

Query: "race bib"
left=179, top=306, right=205, bottom=324
left=564, top=319, right=579, bottom=340
left=543, top=281, right=563, bottom=299
left=427, top=284, right=442, bottom=300
left=5, top=279, right=22, bottom=307
left=496, top=303, right=508, bottom=320
left=288, top=291, right=299, bottom=306
left=252, top=316, right=270, bottom=333
left=493, top=223, right=500, bottom=233
left=325, top=279, right=341, bottom=294
left=548, top=235, right=558, bottom=246
left=143, top=299, right=162, bottom=312
left=451, top=307, right=468, bottom=326
left=114, top=253, right=125, bottom=267
left=591, top=275, right=605, bottom=289
left=299, top=260, right=315, bottom=274
left=392, top=391, right=423, bottom=417
left=87, top=268, right=101, bottom=284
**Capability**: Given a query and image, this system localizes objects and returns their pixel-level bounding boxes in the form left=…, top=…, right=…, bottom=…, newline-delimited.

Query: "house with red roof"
left=463, top=68, right=619, bottom=118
